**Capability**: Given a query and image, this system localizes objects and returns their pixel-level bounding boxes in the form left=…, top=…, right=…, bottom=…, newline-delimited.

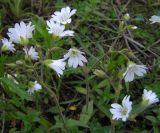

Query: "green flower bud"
left=93, top=69, right=106, bottom=78
left=123, top=13, right=130, bottom=21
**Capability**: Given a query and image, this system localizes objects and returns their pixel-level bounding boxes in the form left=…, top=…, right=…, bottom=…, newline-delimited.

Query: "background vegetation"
left=0, top=0, right=160, bottom=132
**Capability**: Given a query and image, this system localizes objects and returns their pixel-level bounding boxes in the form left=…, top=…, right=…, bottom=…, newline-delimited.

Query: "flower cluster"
left=109, top=14, right=159, bottom=122
left=1, top=21, right=38, bottom=60
left=44, top=7, right=87, bottom=76
left=46, top=7, right=76, bottom=37
left=1, top=6, right=87, bottom=94
left=110, top=89, right=159, bottom=122
left=115, top=14, right=148, bottom=82
left=1, top=6, right=159, bottom=125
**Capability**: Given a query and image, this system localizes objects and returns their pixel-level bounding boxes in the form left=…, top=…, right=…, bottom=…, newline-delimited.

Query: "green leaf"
left=95, top=79, right=109, bottom=89
left=66, top=119, right=88, bottom=128
left=50, top=117, right=88, bottom=130
left=32, top=16, right=52, bottom=48
left=8, top=0, right=24, bottom=17
left=0, top=77, right=31, bottom=100
left=90, top=119, right=110, bottom=133
left=76, top=87, right=87, bottom=95
left=0, top=56, right=6, bottom=76
left=39, top=117, right=52, bottom=128
left=34, top=128, right=45, bottom=133
left=145, top=116, right=157, bottom=125
left=47, top=106, right=65, bottom=114
left=94, top=103, right=110, bottom=118
left=80, top=100, right=93, bottom=124
left=68, top=127, right=84, bottom=133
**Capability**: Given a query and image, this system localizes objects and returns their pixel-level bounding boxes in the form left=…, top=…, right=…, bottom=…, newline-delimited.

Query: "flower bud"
left=123, top=13, right=130, bottom=21
left=16, top=60, right=23, bottom=65
left=119, top=21, right=125, bottom=32
left=128, top=25, right=138, bottom=30
left=93, top=69, right=106, bottom=78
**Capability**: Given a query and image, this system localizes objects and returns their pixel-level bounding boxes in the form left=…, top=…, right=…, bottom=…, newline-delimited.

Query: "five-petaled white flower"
left=7, top=21, right=35, bottom=45
left=23, top=46, right=39, bottom=61
left=1, top=38, right=15, bottom=52
left=46, top=20, right=74, bottom=37
left=27, top=81, right=42, bottom=94
left=44, top=59, right=66, bottom=77
left=110, top=95, right=132, bottom=122
left=142, top=89, right=159, bottom=106
left=64, top=48, right=87, bottom=68
left=149, top=15, right=160, bottom=24
left=123, top=63, right=147, bottom=82
left=51, top=6, right=77, bottom=25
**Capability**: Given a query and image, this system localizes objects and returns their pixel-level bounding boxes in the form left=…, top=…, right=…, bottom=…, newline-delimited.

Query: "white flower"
left=142, top=89, right=159, bottom=106
left=46, top=20, right=74, bottom=37
left=64, top=48, right=87, bottom=68
left=44, top=59, right=66, bottom=77
left=123, top=63, right=148, bottom=82
left=51, top=6, right=76, bottom=25
left=27, top=81, right=42, bottom=94
left=7, top=21, right=35, bottom=45
left=149, top=15, right=160, bottom=24
left=1, top=38, right=15, bottom=52
left=110, top=95, right=132, bottom=122
left=23, top=46, right=39, bottom=61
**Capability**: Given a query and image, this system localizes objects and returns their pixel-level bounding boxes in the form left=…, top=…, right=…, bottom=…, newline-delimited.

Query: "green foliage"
left=0, top=77, right=30, bottom=100
left=90, top=119, right=110, bottom=133
left=0, top=0, right=24, bottom=18
left=80, top=101, right=93, bottom=124
left=1, top=0, right=160, bottom=133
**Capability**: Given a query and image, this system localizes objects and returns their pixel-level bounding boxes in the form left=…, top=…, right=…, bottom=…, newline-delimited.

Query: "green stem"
left=111, top=121, right=115, bottom=133
left=33, top=67, right=68, bottom=132
left=1, top=93, right=5, bottom=133
left=40, top=81, right=68, bottom=132
left=129, top=103, right=148, bottom=120
left=84, top=67, right=90, bottom=111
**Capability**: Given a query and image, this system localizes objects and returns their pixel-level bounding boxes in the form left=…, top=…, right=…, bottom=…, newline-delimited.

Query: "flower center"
left=142, top=97, right=150, bottom=106
left=20, top=36, right=28, bottom=45
left=122, top=108, right=128, bottom=116
left=71, top=49, right=79, bottom=57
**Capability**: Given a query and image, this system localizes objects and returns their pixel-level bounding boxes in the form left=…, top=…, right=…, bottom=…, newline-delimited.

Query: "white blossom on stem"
left=1, top=38, right=15, bottom=52
left=23, top=46, right=39, bottom=61
left=142, top=89, right=159, bottom=106
left=64, top=48, right=87, bottom=68
left=51, top=6, right=76, bottom=25
left=110, top=95, right=132, bottom=122
left=44, top=59, right=66, bottom=77
left=27, top=81, right=42, bottom=94
left=46, top=20, right=74, bottom=37
left=123, top=63, right=147, bottom=82
left=7, top=21, right=34, bottom=45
